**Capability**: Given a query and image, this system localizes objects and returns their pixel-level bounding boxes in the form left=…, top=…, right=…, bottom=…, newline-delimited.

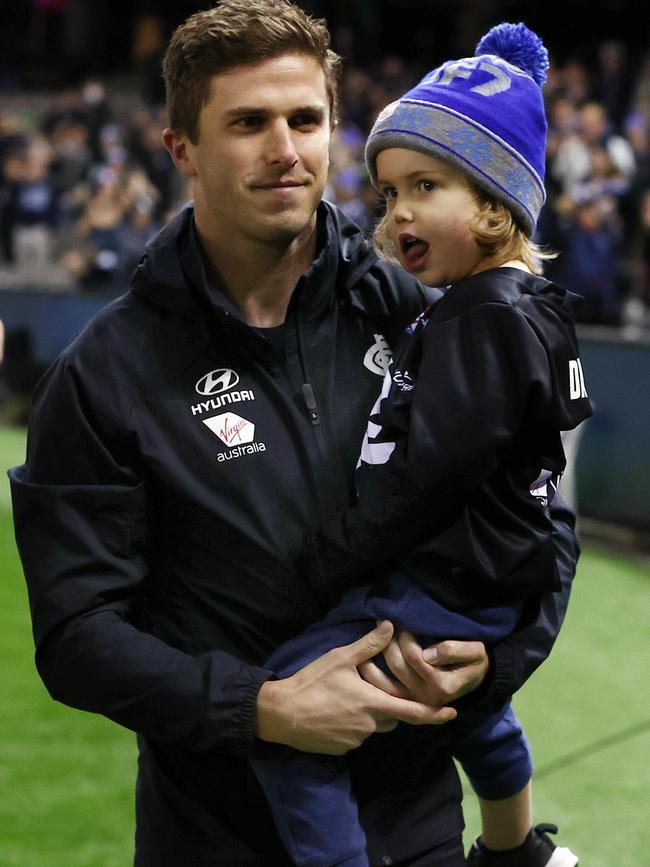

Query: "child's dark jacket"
left=328, top=268, right=592, bottom=610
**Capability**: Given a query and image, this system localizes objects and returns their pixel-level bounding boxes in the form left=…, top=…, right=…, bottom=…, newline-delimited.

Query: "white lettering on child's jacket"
left=568, top=359, right=587, bottom=400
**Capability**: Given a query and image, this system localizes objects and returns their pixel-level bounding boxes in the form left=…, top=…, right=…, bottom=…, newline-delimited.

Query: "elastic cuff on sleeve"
left=452, top=644, right=509, bottom=712
left=474, top=643, right=516, bottom=710
left=237, top=667, right=275, bottom=753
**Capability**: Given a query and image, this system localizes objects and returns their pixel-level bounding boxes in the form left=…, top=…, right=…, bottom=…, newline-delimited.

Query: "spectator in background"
left=42, top=83, right=112, bottom=162
left=376, top=55, right=413, bottom=103
left=129, top=108, right=182, bottom=220
left=627, top=189, right=650, bottom=325
left=0, top=111, right=29, bottom=162
left=339, top=66, right=372, bottom=129
left=132, top=14, right=167, bottom=106
left=569, top=146, right=630, bottom=205
left=63, top=162, right=159, bottom=292
left=627, top=52, right=650, bottom=144
left=595, top=40, right=633, bottom=132
left=548, top=96, right=580, bottom=142
left=543, top=98, right=579, bottom=208
left=326, top=121, right=376, bottom=232
left=41, top=89, right=87, bottom=138
left=1, top=148, right=26, bottom=263
left=625, top=113, right=650, bottom=190
left=619, top=116, right=650, bottom=317
left=3, top=142, right=60, bottom=279
left=544, top=100, right=636, bottom=324
left=0, top=113, right=31, bottom=261
left=552, top=101, right=636, bottom=194
left=552, top=194, right=623, bottom=325
left=49, top=119, right=93, bottom=225
left=330, top=167, right=368, bottom=228
left=63, top=163, right=127, bottom=290
left=556, top=58, right=591, bottom=106
left=80, top=80, right=113, bottom=161
left=111, top=192, right=160, bottom=289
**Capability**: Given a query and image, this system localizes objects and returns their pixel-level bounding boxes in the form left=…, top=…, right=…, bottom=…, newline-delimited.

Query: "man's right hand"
left=254, top=621, right=456, bottom=756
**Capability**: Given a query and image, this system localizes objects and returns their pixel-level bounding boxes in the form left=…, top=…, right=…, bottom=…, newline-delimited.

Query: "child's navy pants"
left=252, top=575, right=533, bottom=867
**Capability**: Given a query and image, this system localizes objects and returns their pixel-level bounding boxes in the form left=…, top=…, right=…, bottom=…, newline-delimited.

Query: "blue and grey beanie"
left=365, top=23, right=549, bottom=236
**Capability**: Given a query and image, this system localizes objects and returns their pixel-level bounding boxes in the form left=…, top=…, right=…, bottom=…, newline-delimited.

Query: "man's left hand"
left=358, top=630, right=489, bottom=716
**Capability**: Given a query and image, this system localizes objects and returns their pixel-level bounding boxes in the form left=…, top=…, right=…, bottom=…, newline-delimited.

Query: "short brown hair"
left=163, top=0, right=342, bottom=143
left=373, top=184, right=555, bottom=276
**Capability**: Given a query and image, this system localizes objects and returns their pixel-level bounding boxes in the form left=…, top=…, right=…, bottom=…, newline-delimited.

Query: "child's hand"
left=358, top=628, right=488, bottom=714
left=421, top=637, right=490, bottom=702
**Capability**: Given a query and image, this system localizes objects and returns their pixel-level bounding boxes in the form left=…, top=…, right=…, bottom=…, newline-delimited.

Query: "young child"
left=252, top=23, right=590, bottom=867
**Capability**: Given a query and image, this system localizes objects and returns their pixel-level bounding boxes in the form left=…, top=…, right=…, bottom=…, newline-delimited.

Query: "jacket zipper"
left=294, top=311, right=342, bottom=605
left=301, top=383, right=320, bottom=425
left=295, top=313, right=329, bottom=466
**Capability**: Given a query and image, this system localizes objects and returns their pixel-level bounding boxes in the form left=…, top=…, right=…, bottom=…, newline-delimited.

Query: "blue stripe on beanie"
left=365, top=23, right=549, bottom=236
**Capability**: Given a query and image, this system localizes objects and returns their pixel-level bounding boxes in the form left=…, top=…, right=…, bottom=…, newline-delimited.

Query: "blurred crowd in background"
left=1, top=5, right=650, bottom=335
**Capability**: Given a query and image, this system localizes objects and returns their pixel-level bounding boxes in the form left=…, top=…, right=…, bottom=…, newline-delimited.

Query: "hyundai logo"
left=195, top=368, right=240, bottom=396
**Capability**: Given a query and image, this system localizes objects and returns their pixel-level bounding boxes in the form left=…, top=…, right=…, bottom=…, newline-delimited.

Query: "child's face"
left=376, top=148, right=486, bottom=286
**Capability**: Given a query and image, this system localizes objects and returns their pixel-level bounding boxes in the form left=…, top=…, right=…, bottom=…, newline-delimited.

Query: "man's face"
left=172, top=53, right=333, bottom=247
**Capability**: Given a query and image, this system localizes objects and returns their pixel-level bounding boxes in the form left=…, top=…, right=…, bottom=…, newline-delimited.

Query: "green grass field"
left=1, top=426, right=649, bottom=866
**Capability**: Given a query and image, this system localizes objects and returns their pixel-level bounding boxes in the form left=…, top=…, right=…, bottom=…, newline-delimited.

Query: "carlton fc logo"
left=363, top=333, right=392, bottom=376
left=195, top=368, right=239, bottom=396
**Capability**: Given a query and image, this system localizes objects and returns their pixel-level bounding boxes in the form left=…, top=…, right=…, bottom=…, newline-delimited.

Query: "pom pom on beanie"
left=475, top=22, right=549, bottom=86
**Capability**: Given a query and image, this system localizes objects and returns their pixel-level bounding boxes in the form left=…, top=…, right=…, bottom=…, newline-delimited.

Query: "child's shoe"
left=466, top=823, right=578, bottom=866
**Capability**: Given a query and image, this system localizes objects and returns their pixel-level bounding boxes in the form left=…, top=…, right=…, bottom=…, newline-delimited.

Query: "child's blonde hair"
left=373, top=183, right=555, bottom=278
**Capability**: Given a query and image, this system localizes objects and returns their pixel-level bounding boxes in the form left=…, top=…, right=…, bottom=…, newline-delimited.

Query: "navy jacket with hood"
left=10, top=203, right=580, bottom=866
left=317, top=267, right=592, bottom=611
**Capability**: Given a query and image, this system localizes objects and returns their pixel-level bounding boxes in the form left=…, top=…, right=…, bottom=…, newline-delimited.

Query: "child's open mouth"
left=399, top=233, right=430, bottom=270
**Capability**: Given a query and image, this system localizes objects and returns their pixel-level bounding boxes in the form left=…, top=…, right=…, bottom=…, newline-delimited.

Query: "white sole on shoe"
left=546, top=847, right=579, bottom=867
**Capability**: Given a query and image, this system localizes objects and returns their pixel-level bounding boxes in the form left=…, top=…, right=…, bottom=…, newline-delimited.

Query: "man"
left=10, top=3, right=579, bottom=865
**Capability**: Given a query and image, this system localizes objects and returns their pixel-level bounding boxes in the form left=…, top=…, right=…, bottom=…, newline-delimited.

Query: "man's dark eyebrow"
left=225, top=107, right=267, bottom=118
left=289, top=105, right=326, bottom=115
left=225, top=104, right=326, bottom=118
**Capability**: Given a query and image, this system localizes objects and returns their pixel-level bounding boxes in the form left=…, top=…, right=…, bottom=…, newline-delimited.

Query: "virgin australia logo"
left=202, top=412, right=267, bottom=462
left=195, top=368, right=239, bottom=396
left=203, top=412, right=255, bottom=446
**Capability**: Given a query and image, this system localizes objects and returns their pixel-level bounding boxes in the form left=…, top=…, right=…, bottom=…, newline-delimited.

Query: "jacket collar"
left=129, top=201, right=378, bottom=325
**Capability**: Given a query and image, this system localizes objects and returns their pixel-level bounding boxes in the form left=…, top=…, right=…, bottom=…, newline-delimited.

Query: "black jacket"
left=10, top=204, right=581, bottom=866
left=322, top=268, right=592, bottom=611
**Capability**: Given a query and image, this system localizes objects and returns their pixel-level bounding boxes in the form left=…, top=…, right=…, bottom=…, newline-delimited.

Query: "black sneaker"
left=466, top=823, right=579, bottom=866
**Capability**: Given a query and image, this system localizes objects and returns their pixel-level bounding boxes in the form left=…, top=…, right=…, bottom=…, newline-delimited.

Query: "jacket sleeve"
left=10, top=357, right=273, bottom=754
left=462, top=492, right=579, bottom=710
